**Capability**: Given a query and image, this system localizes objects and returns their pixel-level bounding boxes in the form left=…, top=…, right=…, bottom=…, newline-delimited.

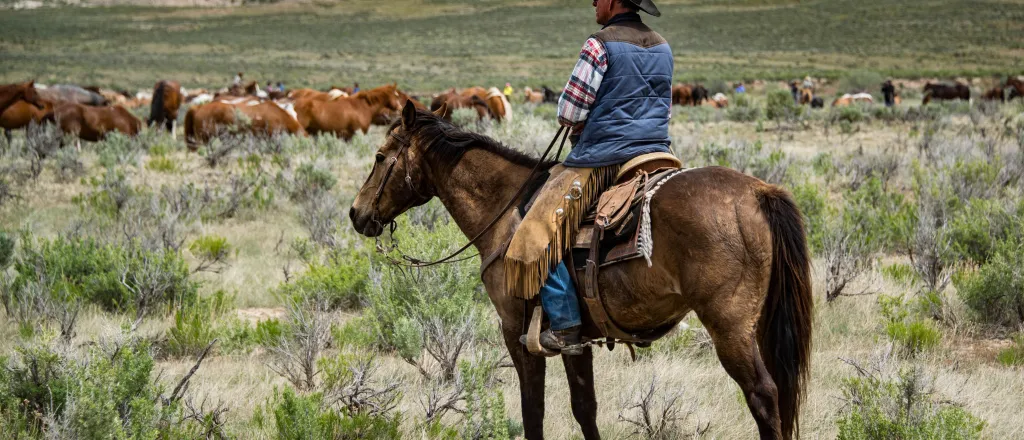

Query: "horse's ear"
left=433, top=102, right=448, bottom=117
left=402, top=100, right=417, bottom=129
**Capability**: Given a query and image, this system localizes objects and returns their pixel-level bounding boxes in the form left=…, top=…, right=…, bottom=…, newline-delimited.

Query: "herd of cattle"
left=2, top=76, right=1022, bottom=150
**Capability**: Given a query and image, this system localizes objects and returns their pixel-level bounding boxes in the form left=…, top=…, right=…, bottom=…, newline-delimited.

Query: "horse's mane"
left=397, top=109, right=556, bottom=170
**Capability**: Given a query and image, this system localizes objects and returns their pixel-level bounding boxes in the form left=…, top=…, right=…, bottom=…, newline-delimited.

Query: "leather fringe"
left=504, top=166, right=617, bottom=299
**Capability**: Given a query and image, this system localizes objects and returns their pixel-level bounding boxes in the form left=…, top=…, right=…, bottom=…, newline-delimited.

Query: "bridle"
left=370, top=125, right=569, bottom=268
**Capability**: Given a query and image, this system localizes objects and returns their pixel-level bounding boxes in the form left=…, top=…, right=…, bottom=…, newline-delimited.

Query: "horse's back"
left=597, top=166, right=776, bottom=330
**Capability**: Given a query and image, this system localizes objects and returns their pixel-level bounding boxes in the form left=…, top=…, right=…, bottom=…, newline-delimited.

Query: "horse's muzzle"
left=349, top=206, right=384, bottom=237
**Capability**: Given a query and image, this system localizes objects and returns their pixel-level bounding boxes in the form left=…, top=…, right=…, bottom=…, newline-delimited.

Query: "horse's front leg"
left=562, top=347, right=600, bottom=439
left=502, top=325, right=547, bottom=439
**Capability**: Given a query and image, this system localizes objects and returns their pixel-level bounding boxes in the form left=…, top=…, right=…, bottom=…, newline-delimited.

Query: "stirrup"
left=520, top=305, right=559, bottom=357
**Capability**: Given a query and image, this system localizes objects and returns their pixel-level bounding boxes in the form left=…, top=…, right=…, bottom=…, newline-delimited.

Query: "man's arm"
left=557, top=37, right=608, bottom=132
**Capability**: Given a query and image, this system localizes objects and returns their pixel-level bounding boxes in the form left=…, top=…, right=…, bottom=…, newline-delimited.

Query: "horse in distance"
left=148, top=80, right=184, bottom=138
left=183, top=100, right=305, bottom=151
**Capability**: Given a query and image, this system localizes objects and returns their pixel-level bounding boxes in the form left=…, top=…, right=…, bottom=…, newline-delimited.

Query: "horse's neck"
left=0, top=86, right=22, bottom=109
left=431, top=148, right=534, bottom=257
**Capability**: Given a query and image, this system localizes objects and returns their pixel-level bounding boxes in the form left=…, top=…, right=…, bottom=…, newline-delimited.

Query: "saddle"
left=516, top=153, right=685, bottom=357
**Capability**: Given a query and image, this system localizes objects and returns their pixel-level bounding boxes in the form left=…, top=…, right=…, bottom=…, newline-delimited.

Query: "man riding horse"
left=504, top=0, right=672, bottom=354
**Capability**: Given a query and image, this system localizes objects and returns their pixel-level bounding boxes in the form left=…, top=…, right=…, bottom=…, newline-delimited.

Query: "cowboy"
left=233, top=72, right=243, bottom=86
left=505, top=0, right=671, bottom=355
left=504, top=82, right=514, bottom=100
left=882, top=79, right=896, bottom=107
left=353, top=82, right=360, bottom=94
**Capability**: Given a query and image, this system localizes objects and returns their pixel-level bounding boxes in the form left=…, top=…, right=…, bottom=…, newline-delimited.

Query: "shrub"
left=366, top=219, right=482, bottom=381
left=878, top=295, right=941, bottom=355
left=459, top=352, right=515, bottom=440
left=880, top=263, right=916, bottom=286
left=0, top=334, right=220, bottom=439
left=831, top=105, right=866, bottom=124
left=166, top=304, right=219, bottom=358
left=189, top=234, right=233, bottom=274
left=257, top=387, right=401, bottom=440
left=618, top=375, right=706, bottom=440
left=146, top=156, right=177, bottom=173
left=836, top=366, right=984, bottom=440
left=332, top=317, right=376, bottom=351
left=790, top=182, right=829, bottom=252
left=997, top=334, right=1024, bottom=367
left=955, top=235, right=1024, bottom=329
left=290, top=162, right=337, bottom=202
left=11, top=234, right=197, bottom=317
left=219, top=317, right=284, bottom=354
left=837, top=70, right=884, bottom=95
left=765, top=88, right=802, bottom=121
left=725, top=104, right=762, bottom=122
left=279, top=247, right=371, bottom=310
left=944, top=198, right=1017, bottom=265
left=0, top=230, right=13, bottom=270
left=95, top=132, right=140, bottom=168
left=842, top=177, right=915, bottom=254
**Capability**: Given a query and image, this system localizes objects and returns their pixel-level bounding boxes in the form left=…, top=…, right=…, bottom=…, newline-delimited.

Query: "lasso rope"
left=638, top=169, right=687, bottom=267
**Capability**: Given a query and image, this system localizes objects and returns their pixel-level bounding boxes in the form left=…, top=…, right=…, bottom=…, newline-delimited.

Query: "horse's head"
left=22, top=81, right=44, bottom=109
left=350, top=100, right=442, bottom=237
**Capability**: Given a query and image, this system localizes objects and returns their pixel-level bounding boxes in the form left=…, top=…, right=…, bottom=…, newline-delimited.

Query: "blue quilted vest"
left=564, top=15, right=674, bottom=168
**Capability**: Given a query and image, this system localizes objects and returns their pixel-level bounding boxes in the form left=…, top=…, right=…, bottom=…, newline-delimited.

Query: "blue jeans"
left=540, top=262, right=581, bottom=330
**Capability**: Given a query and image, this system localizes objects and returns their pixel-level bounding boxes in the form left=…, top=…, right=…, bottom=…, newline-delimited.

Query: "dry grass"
left=3, top=100, right=1024, bottom=438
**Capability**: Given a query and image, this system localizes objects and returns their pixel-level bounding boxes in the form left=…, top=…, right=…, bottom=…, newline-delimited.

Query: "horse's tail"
left=150, top=80, right=166, bottom=127
left=184, top=106, right=198, bottom=152
left=755, top=185, right=813, bottom=440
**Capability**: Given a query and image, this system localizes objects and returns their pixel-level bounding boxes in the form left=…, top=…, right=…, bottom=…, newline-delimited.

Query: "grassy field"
left=3, top=92, right=1024, bottom=438
left=1, top=0, right=1023, bottom=90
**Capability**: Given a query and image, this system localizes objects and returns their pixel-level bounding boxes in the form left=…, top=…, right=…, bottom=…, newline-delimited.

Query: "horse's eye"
left=376, top=153, right=386, bottom=163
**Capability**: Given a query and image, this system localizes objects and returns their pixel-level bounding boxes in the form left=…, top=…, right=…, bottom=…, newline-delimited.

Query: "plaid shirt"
left=557, top=37, right=608, bottom=127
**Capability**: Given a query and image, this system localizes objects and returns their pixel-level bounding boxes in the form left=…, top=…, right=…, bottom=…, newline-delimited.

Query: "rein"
left=372, top=125, right=570, bottom=268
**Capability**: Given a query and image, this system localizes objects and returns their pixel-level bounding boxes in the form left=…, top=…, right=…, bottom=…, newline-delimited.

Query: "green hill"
left=0, top=0, right=1021, bottom=90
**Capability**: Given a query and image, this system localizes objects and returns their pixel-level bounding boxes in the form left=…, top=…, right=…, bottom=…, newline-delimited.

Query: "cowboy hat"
left=625, top=0, right=661, bottom=17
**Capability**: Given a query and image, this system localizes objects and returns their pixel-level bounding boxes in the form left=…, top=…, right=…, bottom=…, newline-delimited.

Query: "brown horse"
left=524, top=87, right=544, bottom=104
left=430, top=88, right=492, bottom=121
left=52, top=102, right=142, bottom=144
left=922, top=82, right=970, bottom=105
left=148, top=80, right=183, bottom=137
left=799, top=88, right=813, bottom=105
left=457, top=87, right=511, bottom=122
left=671, top=84, right=692, bottom=106
left=1, top=98, right=54, bottom=143
left=1007, top=76, right=1024, bottom=101
left=1, top=81, right=44, bottom=115
left=289, top=88, right=348, bottom=102
left=183, top=101, right=305, bottom=151
left=293, top=84, right=405, bottom=140
left=982, top=86, right=1005, bottom=102
left=350, top=102, right=813, bottom=440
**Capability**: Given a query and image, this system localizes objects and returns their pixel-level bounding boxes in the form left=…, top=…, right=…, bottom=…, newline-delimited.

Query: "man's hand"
left=571, top=122, right=586, bottom=134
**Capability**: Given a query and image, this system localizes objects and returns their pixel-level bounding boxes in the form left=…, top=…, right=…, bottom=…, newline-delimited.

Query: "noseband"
left=370, top=125, right=569, bottom=268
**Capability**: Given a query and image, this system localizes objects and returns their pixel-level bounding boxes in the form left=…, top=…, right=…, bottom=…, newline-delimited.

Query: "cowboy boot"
left=540, top=325, right=584, bottom=355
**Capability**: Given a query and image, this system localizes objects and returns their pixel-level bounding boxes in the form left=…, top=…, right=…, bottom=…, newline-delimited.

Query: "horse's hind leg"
left=703, top=314, right=783, bottom=440
left=562, top=348, right=600, bottom=439
left=502, top=326, right=547, bottom=439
